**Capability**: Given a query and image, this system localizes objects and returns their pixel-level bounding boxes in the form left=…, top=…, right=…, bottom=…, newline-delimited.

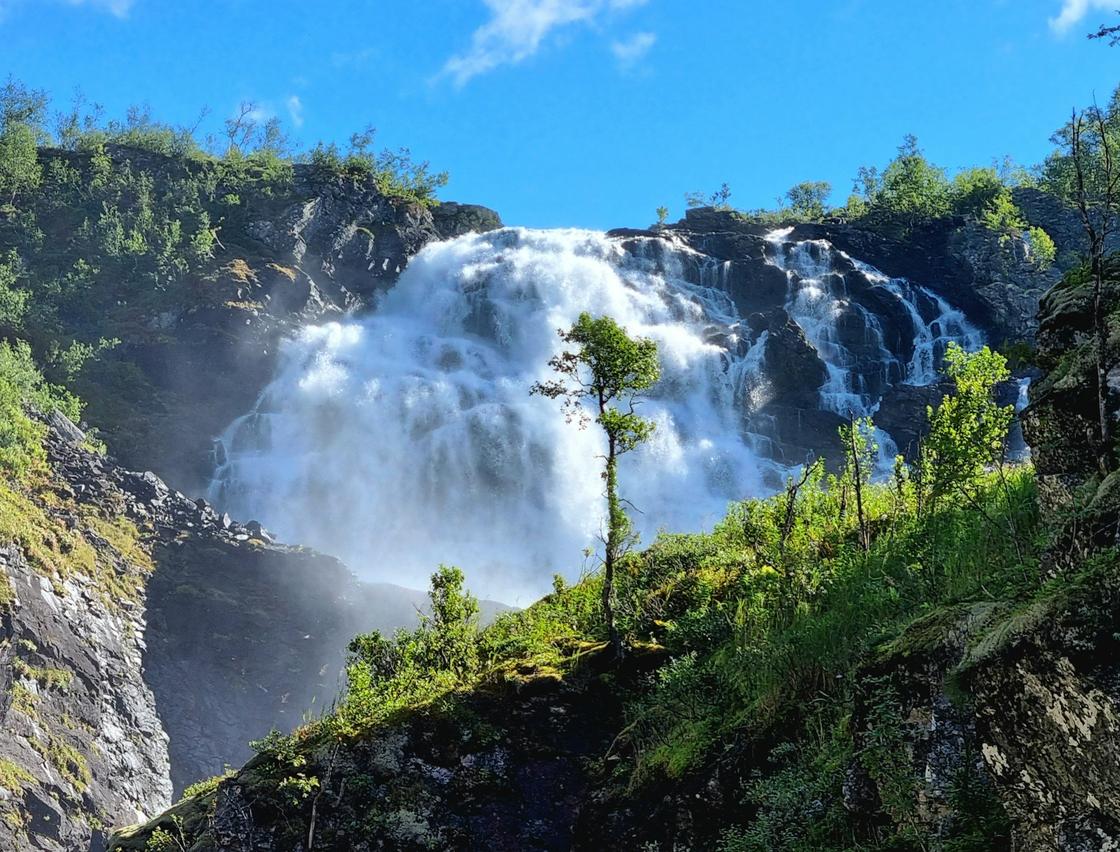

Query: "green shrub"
left=0, top=340, right=81, bottom=479
left=1028, top=226, right=1057, bottom=269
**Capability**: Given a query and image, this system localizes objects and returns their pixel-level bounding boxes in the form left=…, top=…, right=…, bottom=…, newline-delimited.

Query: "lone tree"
left=1046, top=102, right=1120, bottom=472
left=532, top=312, right=660, bottom=656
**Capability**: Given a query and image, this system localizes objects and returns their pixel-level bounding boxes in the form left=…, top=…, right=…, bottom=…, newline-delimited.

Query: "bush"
left=0, top=121, right=41, bottom=204
left=1028, top=226, right=1057, bottom=269
left=0, top=340, right=81, bottom=479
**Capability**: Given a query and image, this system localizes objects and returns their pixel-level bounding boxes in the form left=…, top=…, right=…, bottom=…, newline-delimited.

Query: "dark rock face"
left=118, top=647, right=651, bottom=852
left=48, top=419, right=433, bottom=798
left=144, top=540, right=426, bottom=796
left=875, top=381, right=948, bottom=458
left=0, top=541, right=170, bottom=852
left=665, top=207, right=1057, bottom=349
left=1023, top=261, right=1120, bottom=560
left=0, top=417, right=443, bottom=849
left=968, top=566, right=1120, bottom=852
left=64, top=149, right=501, bottom=495
left=0, top=424, right=171, bottom=852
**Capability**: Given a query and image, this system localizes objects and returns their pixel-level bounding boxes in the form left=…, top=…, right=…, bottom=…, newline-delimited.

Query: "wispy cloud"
left=441, top=0, right=650, bottom=87
left=286, top=95, right=304, bottom=128
left=1049, top=0, right=1114, bottom=33
left=331, top=47, right=378, bottom=70
left=611, top=30, right=655, bottom=70
left=1, top=0, right=137, bottom=21
left=65, top=0, right=137, bottom=18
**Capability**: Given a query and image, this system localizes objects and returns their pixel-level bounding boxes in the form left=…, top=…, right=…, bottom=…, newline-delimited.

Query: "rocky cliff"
left=18, top=147, right=502, bottom=495
left=0, top=413, right=449, bottom=851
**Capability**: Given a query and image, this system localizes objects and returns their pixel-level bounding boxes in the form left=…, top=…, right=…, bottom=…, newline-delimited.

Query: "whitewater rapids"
left=208, top=227, right=979, bottom=602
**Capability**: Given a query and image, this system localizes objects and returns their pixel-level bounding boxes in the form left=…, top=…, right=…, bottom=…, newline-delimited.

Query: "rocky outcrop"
left=109, top=645, right=669, bottom=852
left=0, top=419, right=172, bottom=852
left=663, top=206, right=1060, bottom=348
left=0, top=415, right=452, bottom=849
left=968, top=563, right=1120, bottom=852
left=1023, top=259, right=1120, bottom=562
left=53, top=146, right=502, bottom=494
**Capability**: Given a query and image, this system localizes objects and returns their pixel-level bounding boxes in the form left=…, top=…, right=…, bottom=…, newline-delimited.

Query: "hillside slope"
left=108, top=263, right=1120, bottom=851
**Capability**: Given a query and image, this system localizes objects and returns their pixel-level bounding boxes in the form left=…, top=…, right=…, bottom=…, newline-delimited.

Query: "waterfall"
left=209, top=227, right=985, bottom=602
left=850, top=259, right=984, bottom=386
left=764, top=231, right=983, bottom=472
left=209, top=229, right=780, bottom=602
left=766, top=232, right=983, bottom=404
left=1007, top=377, right=1032, bottom=461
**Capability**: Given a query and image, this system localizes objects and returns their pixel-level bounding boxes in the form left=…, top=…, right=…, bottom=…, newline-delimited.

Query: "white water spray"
left=210, top=229, right=780, bottom=602
left=209, top=227, right=984, bottom=602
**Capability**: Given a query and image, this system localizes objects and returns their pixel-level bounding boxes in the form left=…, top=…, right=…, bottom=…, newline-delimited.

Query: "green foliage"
left=533, top=312, right=661, bottom=649
left=0, top=340, right=81, bottom=479
left=978, top=187, right=1026, bottom=233
left=719, top=724, right=852, bottom=852
left=143, top=815, right=187, bottom=852
left=686, top=182, right=732, bottom=210
left=533, top=312, right=661, bottom=451
left=785, top=180, right=831, bottom=220
left=308, top=125, right=448, bottom=206
left=167, top=340, right=1042, bottom=852
left=1027, top=226, right=1057, bottom=269
left=0, top=78, right=451, bottom=444
left=951, top=166, right=1007, bottom=220
left=180, top=771, right=234, bottom=801
left=332, top=565, right=481, bottom=736
left=0, top=251, right=28, bottom=332
left=866, top=135, right=952, bottom=230
left=0, top=121, right=42, bottom=204
left=655, top=205, right=669, bottom=225
left=1040, top=87, right=1120, bottom=210
left=921, top=343, right=1014, bottom=504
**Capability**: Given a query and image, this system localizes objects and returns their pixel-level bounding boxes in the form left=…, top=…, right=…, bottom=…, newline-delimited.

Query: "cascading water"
left=210, top=229, right=781, bottom=602
left=209, top=227, right=985, bottom=602
left=766, top=232, right=983, bottom=406
left=764, top=231, right=983, bottom=471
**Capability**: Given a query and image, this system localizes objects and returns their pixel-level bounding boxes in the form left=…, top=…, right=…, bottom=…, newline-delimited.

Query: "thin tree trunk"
left=1094, top=252, right=1112, bottom=474
left=603, top=441, right=623, bottom=658
left=848, top=415, right=869, bottom=552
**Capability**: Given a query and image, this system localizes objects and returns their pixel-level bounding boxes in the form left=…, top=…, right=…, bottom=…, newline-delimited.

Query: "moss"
left=12, top=658, right=72, bottom=691
left=109, top=786, right=221, bottom=851
left=10, top=682, right=39, bottom=719
left=958, top=551, right=1117, bottom=675
left=0, top=758, right=35, bottom=792
left=874, top=601, right=1004, bottom=666
left=0, top=478, right=154, bottom=611
left=180, top=769, right=234, bottom=800
left=0, top=569, right=13, bottom=612
left=0, top=480, right=97, bottom=585
left=30, top=734, right=91, bottom=793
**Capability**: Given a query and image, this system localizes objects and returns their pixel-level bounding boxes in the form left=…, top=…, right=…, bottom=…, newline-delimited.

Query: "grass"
left=118, top=458, right=1046, bottom=852
left=0, top=759, right=35, bottom=792
left=30, top=734, right=91, bottom=793
left=0, top=476, right=154, bottom=610
left=12, top=658, right=72, bottom=691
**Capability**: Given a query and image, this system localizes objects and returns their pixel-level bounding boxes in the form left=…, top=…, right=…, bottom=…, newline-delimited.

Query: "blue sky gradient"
left=1, top=0, right=1118, bottom=228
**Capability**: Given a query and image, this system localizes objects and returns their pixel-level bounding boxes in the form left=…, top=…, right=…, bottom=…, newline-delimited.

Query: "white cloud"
left=611, top=30, right=655, bottom=69
left=286, top=95, right=304, bottom=128
left=1, top=0, right=137, bottom=21
left=441, top=0, right=650, bottom=87
left=65, top=0, right=136, bottom=18
left=1049, top=0, right=1114, bottom=33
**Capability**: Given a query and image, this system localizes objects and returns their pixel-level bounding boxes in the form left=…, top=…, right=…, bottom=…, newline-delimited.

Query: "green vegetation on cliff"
left=112, top=344, right=1060, bottom=851
left=0, top=78, right=463, bottom=482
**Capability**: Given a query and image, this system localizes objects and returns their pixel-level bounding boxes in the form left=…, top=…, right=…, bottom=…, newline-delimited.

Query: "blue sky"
left=1, top=0, right=1117, bottom=228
